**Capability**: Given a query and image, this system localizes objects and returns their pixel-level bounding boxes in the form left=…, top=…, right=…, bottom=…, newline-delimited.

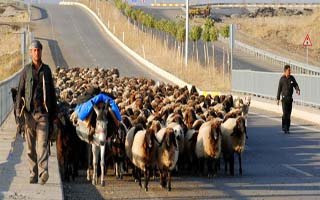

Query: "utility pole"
left=185, top=0, right=189, bottom=67
left=230, top=24, right=235, bottom=81
left=21, top=30, right=26, bottom=68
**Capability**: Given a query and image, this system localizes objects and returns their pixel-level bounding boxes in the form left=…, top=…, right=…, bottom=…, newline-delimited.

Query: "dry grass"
left=80, top=0, right=230, bottom=92
left=0, top=25, right=22, bottom=81
left=0, top=51, right=22, bottom=81
left=225, top=9, right=320, bottom=65
left=0, top=3, right=27, bottom=81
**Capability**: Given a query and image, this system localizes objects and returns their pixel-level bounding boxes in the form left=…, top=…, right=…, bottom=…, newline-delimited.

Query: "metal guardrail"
left=232, top=69, right=320, bottom=107
left=0, top=69, right=23, bottom=126
left=191, top=3, right=320, bottom=8
left=0, top=29, right=32, bottom=127
left=235, top=41, right=320, bottom=76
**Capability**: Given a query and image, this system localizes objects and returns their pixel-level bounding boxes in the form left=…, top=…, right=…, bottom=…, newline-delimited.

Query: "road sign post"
left=303, top=34, right=312, bottom=65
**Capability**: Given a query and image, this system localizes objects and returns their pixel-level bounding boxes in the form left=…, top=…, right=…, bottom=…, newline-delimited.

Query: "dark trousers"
left=282, top=97, right=293, bottom=131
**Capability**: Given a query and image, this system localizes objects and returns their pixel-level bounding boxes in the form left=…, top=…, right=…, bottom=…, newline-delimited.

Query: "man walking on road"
left=276, top=64, right=300, bottom=134
left=16, top=40, right=57, bottom=184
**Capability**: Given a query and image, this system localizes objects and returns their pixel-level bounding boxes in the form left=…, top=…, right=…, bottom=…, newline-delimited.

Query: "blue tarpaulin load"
left=75, top=93, right=122, bottom=121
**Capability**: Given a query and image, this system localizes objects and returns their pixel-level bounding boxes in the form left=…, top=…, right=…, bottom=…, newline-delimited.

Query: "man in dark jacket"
left=276, top=65, right=300, bottom=134
left=16, top=40, right=57, bottom=184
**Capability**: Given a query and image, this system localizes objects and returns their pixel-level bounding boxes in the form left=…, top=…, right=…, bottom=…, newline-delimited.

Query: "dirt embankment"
left=0, top=3, right=29, bottom=81
left=225, top=9, right=320, bottom=66
left=0, top=3, right=29, bottom=23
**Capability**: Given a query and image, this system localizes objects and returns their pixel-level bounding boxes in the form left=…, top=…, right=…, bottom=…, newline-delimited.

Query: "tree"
left=143, top=14, right=155, bottom=29
left=209, top=26, right=218, bottom=68
left=176, top=24, right=185, bottom=58
left=201, top=18, right=216, bottom=65
left=189, top=26, right=202, bottom=62
left=124, top=4, right=133, bottom=18
left=202, top=23, right=211, bottom=65
left=220, top=24, right=230, bottom=38
left=204, top=17, right=215, bottom=29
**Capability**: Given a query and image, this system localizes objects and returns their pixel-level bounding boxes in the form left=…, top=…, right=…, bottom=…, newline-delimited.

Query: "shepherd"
left=276, top=64, right=300, bottom=134
left=15, top=40, right=57, bottom=184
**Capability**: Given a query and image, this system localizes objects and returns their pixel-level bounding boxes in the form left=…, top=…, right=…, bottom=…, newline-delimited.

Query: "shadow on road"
left=0, top=136, right=23, bottom=199
left=32, top=5, right=49, bottom=21
left=36, top=37, right=69, bottom=69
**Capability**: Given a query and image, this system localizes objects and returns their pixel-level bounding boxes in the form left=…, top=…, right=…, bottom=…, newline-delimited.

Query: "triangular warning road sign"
left=303, top=34, right=312, bottom=47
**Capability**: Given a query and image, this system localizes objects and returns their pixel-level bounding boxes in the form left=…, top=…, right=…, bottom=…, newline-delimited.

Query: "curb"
left=59, top=2, right=320, bottom=127
left=251, top=99, right=320, bottom=126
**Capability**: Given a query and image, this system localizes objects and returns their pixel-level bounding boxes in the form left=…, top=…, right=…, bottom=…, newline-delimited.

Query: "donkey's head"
left=93, top=101, right=109, bottom=146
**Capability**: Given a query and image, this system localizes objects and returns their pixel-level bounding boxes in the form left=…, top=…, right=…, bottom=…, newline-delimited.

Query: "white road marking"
left=282, top=164, right=314, bottom=177
left=250, top=111, right=320, bottom=133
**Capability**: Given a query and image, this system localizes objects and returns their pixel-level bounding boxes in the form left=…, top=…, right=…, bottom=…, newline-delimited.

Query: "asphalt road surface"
left=31, top=2, right=169, bottom=81
left=30, top=2, right=320, bottom=199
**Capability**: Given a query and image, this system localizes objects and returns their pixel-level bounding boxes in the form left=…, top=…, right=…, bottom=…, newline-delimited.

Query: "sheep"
left=125, top=125, right=144, bottom=162
left=167, top=122, right=185, bottom=168
left=111, top=122, right=127, bottom=179
left=184, top=108, right=197, bottom=129
left=195, top=119, right=222, bottom=177
left=156, top=127, right=179, bottom=191
left=221, top=116, right=247, bottom=176
left=131, top=129, right=158, bottom=191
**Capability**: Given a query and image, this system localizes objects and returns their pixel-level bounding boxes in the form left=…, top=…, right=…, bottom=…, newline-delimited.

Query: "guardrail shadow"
left=0, top=136, right=23, bottom=199
left=32, top=5, right=49, bottom=21
left=36, top=37, right=69, bottom=69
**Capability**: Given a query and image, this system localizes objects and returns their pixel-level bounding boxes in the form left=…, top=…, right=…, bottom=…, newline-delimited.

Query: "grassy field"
left=224, top=9, right=320, bottom=65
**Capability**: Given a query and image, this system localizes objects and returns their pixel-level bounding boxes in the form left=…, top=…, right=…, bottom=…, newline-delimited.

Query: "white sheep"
left=195, top=119, right=222, bottom=177
left=221, top=116, right=247, bottom=176
left=156, top=127, right=179, bottom=191
left=125, top=125, right=143, bottom=161
left=167, top=122, right=184, bottom=153
left=131, top=129, right=158, bottom=191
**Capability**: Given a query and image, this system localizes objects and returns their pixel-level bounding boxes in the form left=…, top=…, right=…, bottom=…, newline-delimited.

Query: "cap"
left=29, top=40, right=43, bottom=50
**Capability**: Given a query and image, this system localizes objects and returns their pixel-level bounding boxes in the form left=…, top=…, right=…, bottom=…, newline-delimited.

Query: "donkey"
left=74, top=101, right=110, bottom=186
left=89, top=102, right=109, bottom=186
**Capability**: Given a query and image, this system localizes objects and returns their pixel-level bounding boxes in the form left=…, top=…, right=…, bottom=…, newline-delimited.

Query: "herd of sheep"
left=54, top=67, right=250, bottom=191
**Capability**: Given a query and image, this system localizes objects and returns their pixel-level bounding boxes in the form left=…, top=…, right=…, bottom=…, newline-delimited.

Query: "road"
left=31, top=2, right=169, bottom=81
left=30, top=2, right=320, bottom=199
